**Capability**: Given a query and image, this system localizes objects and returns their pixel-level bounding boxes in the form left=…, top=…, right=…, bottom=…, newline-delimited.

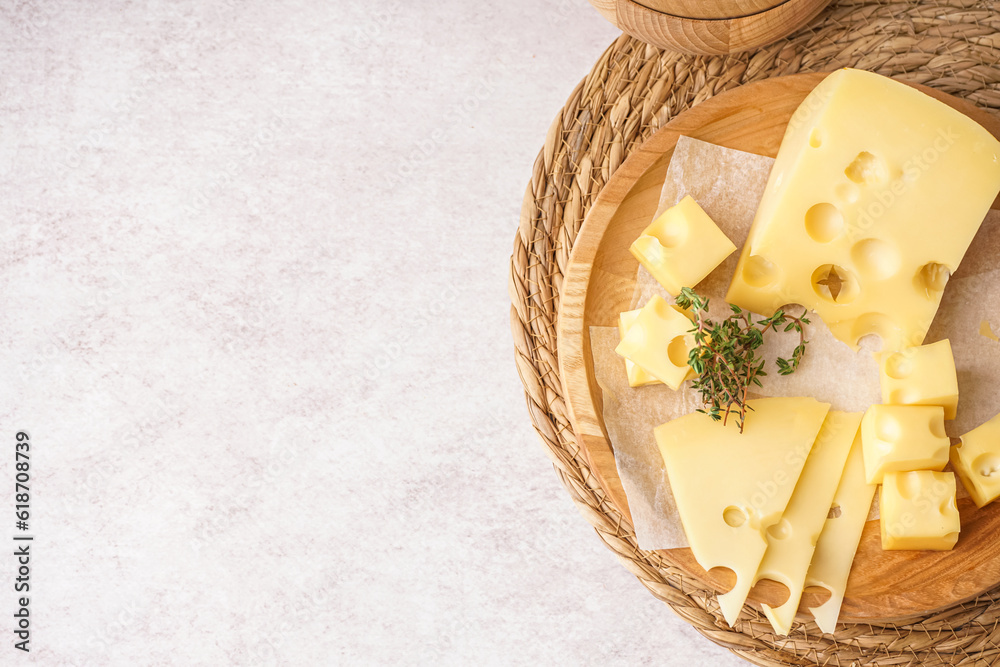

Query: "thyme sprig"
left=675, top=287, right=810, bottom=433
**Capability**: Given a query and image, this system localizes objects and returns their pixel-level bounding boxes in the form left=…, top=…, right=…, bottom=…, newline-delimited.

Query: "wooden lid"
left=588, top=0, right=833, bottom=55
left=638, top=0, right=788, bottom=20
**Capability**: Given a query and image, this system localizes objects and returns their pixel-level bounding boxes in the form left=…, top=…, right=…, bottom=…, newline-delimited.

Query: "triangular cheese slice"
left=755, top=410, right=862, bottom=635
left=655, top=397, right=830, bottom=626
left=803, top=429, right=877, bottom=634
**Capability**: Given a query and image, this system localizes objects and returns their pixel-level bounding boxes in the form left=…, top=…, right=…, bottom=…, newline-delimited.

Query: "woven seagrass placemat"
left=509, top=2, right=1000, bottom=664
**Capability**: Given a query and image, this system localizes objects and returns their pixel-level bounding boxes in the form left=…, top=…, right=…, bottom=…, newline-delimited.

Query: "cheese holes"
left=723, top=506, right=746, bottom=527
left=875, top=411, right=902, bottom=443
left=883, top=352, right=913, bottom=380
left=767, top=519, right=791, bottom=540
left=888, top=388, right=918, bottom=405
left=656, top=216, right=689, bottom=248
left=810, top=264, right=858, bottom=304
left=974, top=453, right=1000, bottom=478
left=850, top=312, right=900, bottom=349
left=835, top=182, right=860, bottom=204
left=929, top=413, right=947, bottom=439
left=742, top=255, right=780, bottom=288
left=851, top=238, right=900, bottom=280
left=804, top=203, right=844, bottom=243
left=809, top=127, right=824, bottom=148
left=827, top=504, right=842, bottom=519
left=897, top=471, right=922, bottom=500
left=845, top=151, right=888, bottom=186
left=914, top=262, right=950, bottom=299
left=667, top=335, right=691, bottom=368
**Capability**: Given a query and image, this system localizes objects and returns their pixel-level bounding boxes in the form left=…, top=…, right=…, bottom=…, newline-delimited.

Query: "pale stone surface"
left=0, top=1, right=745, bottom=664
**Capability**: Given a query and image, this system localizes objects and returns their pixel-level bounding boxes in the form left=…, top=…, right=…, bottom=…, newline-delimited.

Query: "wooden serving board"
left=556, top=72, right=1000, bottom=623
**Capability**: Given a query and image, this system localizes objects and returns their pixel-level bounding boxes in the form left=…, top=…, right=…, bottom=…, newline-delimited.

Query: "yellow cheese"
left=951, top=412, right=1000, bottom=507
left=878, top=339, right=958, bottom=420
left=655, top=397, right=830, bottom=627
left=803, top=430, right=877, bottom=634
left=755, top=411, right=862, bottom=636
left=880, top=471, right=960, bottom=550
left=725, top=68, right=1000, bottom=351
left=630, top=195, right=736, bottom=296
left=615, top=296, right=695, bottom=390
left=617, top=310, right=661, bottom=388
left=861, top=404, right=948, bottom=484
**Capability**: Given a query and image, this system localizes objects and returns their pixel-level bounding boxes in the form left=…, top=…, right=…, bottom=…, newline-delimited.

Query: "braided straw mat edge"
left=509, top=1, right=1000, bottom=665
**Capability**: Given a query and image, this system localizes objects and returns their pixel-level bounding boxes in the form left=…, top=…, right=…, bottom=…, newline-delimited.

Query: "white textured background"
left=0, top=1, right=745, bottom=665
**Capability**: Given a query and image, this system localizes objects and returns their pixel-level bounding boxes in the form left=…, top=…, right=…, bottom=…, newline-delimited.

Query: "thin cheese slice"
left=803, top=430, right=877, bottom=634
left=725, top=68, right=1000, bottom=351
left=755, top=410, right=862, bottom=636
left=655, top=397, right=830, bottom=627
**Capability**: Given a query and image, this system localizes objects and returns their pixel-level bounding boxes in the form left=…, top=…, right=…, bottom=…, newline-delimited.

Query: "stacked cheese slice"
left=655, top=399, right=875, bottom=633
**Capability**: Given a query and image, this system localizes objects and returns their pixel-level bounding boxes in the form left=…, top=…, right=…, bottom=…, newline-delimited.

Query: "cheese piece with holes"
left=630, top=195, right=736, bottom=296
left=615, top=296, right=695, bottom=390
left=861, top=404, right=949, bottom=484
left=951, top=412, right=1000, bottom=507
left=655, top=397, right=830, bottom=627
left=803, top=430, right=877, bottom=634
left=880, top=471, right=960, bottom=550
left=617, top=310, right=662, bottom=387
left=725, top=68, right=1000, bottom=351
left=754, top=411, right=862, bottom=636
left=878, top=339, right=958, bottom=420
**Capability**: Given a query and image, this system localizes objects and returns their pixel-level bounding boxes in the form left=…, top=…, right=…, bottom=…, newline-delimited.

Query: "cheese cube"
left=878, top=340, right=958, bottom=419
left=725, top=68, right=1000, bottom=351
left=861, top=404, right=948, bottom=484
left=880, top=471, right=960, bottom=551
left=614, top=296, right=695, bottom=390
left=951, top=412, right=1000, bottom=507
left=617, top=310, right=661, bottom=388
left=629, top=195, right=736, bottom=296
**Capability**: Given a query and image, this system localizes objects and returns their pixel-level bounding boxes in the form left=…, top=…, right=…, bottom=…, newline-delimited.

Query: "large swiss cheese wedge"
left=803, top=430, right=877, bottom=634
left=726, top=68, right=1000, bottom=351
left=755, top=411, right=862, bottom=636
left=655, top=397, right=830, bottom=627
